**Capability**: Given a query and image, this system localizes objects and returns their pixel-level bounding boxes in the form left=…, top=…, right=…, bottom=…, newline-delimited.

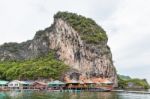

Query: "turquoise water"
left=0, top=91, right=150, bottom=99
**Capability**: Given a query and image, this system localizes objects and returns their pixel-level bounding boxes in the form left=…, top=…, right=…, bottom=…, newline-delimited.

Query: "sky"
left=0, top=0, right=150, bottom=82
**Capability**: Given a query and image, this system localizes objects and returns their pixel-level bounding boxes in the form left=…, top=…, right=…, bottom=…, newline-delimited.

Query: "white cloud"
left=0, top=0, right=91, bottom=44
left=102, top=0, right=150, bottom=82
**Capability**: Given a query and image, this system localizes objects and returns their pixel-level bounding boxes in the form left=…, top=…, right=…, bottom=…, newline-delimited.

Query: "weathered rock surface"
left=0, top=12, right=117, bottom=87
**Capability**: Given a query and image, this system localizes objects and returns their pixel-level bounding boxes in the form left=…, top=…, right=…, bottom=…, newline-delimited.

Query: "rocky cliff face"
left=0, top=12, right=117, bottom=87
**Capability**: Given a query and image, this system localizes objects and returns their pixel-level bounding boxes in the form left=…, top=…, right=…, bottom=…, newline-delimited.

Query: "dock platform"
left=112, top=90, right=150, bottom=94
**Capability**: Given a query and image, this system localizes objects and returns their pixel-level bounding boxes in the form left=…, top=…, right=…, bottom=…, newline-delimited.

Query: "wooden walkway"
left=9, top=89, right=40, bottom=92
left=112, top=90, right=150, bottom=94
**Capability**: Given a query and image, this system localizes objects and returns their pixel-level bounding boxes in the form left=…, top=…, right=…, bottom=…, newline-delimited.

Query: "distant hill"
left=118, top=74, right=131, bottom=80
left=118, top=74, right=149, bottom=89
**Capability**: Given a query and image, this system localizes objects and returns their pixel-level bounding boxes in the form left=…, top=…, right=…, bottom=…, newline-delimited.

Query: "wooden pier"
left=112, top=90, right=150, bottom=94
left=9, top=89, right=41, bottom=92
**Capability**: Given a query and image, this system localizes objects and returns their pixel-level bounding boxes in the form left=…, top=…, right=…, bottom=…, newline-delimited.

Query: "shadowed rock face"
left=0, top=12, right=117, bottom=87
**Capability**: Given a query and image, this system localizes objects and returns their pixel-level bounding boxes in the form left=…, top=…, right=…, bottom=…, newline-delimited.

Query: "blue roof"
left=20, top=81, right=34, bottom=85
left=0, top=80, right=9, bottom=85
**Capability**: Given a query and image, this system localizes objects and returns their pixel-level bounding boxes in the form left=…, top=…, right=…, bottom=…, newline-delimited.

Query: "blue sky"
left=0, top=0, right=150, bottom=82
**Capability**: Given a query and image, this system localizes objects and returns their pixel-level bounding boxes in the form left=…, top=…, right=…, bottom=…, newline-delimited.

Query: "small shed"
left=32, top=81, right=47, bottom=90
left=8, top=80, right=32, bottom=89
left=83, top=79, right=94, bottom=88
left=66, top=79, right=80, bottom=89
left=48, top=80, right=65, bottom=90
left=48, top=80, right=65, bottom=87
left=21, top=81, right=34, bottom=89
left=8, top=80, right=23, bottom=89
left=0, top=80, right=9, bottom=90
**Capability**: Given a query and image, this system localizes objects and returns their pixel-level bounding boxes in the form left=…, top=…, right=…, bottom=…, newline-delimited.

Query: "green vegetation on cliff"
left=54, top=11, right=107, bottom=44
left=0, top=51, right=69, bottom=80
left=0, top=43, right=20, bottom=53
left=118, top=75, right=150, bottom=89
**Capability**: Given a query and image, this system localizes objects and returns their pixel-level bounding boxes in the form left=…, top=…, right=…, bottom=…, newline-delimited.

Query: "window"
left=9, top=84, right=13, bottom=86
left=15, top=84, right=19, bottom=86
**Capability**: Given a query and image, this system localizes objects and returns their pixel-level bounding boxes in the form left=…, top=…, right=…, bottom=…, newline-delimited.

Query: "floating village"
left=0, top=77, right=113, bottom=92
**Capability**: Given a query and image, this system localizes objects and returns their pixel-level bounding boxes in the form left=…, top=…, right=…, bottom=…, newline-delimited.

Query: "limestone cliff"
left=0, top=12, right=117, bottom=86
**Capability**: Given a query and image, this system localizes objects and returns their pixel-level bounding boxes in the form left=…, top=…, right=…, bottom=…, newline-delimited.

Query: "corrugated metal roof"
left=20, top=81, right=34, bottom=85
left=48, top=80, right=65, bottom=85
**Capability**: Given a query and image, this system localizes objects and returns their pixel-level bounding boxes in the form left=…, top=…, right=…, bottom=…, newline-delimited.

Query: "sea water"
left=0, top=91, right=150, bottom=99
